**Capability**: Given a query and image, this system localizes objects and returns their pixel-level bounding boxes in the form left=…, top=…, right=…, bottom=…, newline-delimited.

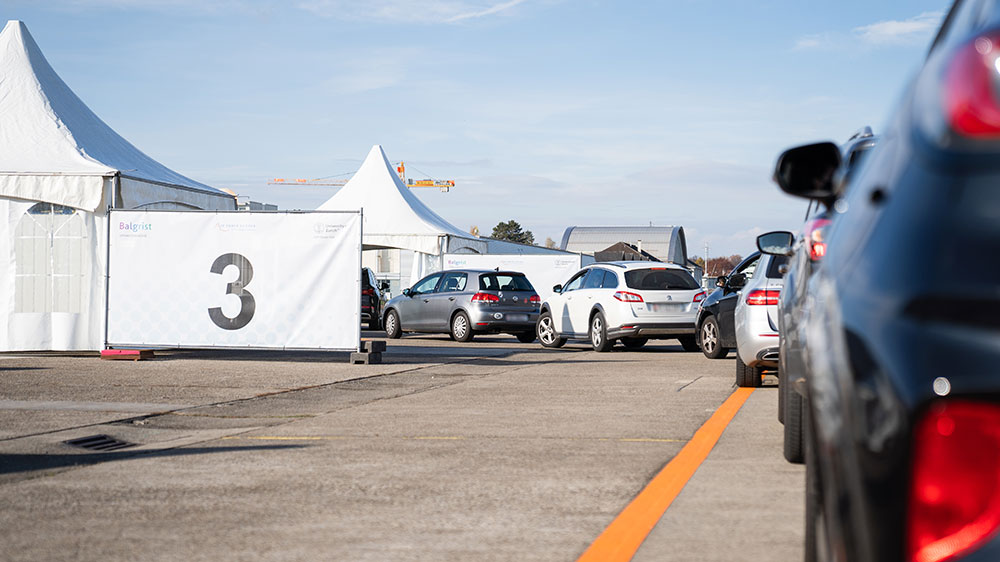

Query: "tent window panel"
left=14, top=204, right=88, bottom=313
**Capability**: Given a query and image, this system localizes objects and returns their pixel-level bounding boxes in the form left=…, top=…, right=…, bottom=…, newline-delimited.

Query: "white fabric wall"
left=0, top=196, right=107, bottom=351
left=1, top=175, right=235, bottom=351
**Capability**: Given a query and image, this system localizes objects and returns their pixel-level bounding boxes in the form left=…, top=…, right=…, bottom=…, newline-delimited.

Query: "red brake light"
left=613, top=291, right=643, bottom=303
left=527, top=295, right=540, bottom=303
left=693, top=291, right=706, bottom=303
left=745, top=289, right=780, bottom=306
left=945, top=33, right=1000, bottom=137
left=362, top=288, right=375, bottom=296
left=908, top=401, right=1000, bottom=562
left=471, top=292, right=499, bottom=303
left=804, top=218, right=831, bottom=261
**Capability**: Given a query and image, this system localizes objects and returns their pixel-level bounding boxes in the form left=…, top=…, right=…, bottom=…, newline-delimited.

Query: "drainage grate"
left=63, top=434, right=136, bottom=451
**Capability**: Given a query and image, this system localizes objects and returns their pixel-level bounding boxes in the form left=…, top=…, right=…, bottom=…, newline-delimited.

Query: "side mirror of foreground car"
left=402, top=288, right=412, bottom=297
left=552, top=284, right=563, bottom=294
left=773, top=142, right=842, bottom=203
left=757, top=231, right=795, bottom=256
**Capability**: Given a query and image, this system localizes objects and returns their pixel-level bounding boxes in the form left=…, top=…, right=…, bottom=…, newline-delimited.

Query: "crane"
left=268, top=162, right=455, bottom=192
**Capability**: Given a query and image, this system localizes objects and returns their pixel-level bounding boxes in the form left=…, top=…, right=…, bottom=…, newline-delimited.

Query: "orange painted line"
left=577, top=387, right=755, bottom=562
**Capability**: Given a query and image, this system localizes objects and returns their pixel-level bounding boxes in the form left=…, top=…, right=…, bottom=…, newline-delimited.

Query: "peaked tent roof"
left=318, top=145, right=485, bottom=255
left=0, top=20, right=232, bottom=211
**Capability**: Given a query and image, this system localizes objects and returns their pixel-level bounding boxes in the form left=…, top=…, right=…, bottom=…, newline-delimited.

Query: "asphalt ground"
left=0, top=332, right=804, bottom=561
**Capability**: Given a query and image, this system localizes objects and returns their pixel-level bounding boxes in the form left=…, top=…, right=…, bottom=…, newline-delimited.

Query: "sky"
left=1, top=0, right=951, bottom=258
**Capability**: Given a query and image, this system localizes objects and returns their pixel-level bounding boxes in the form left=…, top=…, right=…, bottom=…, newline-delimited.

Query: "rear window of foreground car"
left=625, top=268, right=699, bottom=290
left=766, top=255, right=790, bottom=279
left=479, top=274, right=534, bottom=292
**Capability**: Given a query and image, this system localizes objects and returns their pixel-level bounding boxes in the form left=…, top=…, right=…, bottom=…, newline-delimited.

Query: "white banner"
left=442, top=253, right=593, bottom=302
left=107, top=210, right=362, bottom=350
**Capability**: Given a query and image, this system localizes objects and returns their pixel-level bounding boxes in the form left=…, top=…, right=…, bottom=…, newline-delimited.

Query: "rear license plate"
left=506, top=314, right=528, bottom=322
left=648, top=303, right=683, bottom=313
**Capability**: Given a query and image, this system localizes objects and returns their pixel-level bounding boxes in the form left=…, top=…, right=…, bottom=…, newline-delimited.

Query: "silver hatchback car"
left=383, top=270, right=541, bottom=342
left=733, top=252, right=786, bottom=387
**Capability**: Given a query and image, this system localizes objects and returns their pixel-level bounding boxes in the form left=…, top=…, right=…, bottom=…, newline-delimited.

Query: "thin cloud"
left=296, top=0, right=529, bottom=24
left=854, top=11, right=944, bottom=45
left=794, top=10, right=945, bottom=51
left=793, top=34, right=829, bottom=51
left=447, top=0, right=528, bottom=23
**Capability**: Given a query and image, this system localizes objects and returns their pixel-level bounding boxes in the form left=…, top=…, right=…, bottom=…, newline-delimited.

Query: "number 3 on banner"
left=208, top=253, right=256, bottom=330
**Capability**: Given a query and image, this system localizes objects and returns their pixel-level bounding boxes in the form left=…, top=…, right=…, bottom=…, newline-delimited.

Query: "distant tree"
left=706, top=254, right=742, bottom=276
left=691, top=256, right=706, bottom=270
left=544, top=237, right=557, bottom=249
left=491, top=220, right=535, bottom=245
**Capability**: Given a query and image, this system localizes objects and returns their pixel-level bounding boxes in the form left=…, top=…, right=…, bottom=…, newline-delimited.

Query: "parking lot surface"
left=0, top=334, right=803, bottom=561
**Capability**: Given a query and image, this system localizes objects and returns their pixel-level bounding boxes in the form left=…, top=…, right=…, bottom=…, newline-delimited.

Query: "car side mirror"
left=728, top=273, right=747, bottom=290
left=715, top=277, right=726, bottom=288
left=553, top=284, right=563, bottom=294
left=379, top=281, right=390, bottom=291
left=402, top=288, right=412, bottom=297
left=773, top=142, right=842, bottom=203
left=757, top=231, right=795, bottom=256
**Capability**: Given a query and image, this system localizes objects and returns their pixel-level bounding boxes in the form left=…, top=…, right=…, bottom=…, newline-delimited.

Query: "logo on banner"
left=313, top=223, right=345, bottom=238
left=216, top=222, right=256, bottom=233
left=119, top=221, right=152, bottom=237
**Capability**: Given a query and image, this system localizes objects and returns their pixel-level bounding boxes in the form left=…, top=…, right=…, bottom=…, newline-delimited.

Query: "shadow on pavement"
left=0, top=444, right=304, bottom=476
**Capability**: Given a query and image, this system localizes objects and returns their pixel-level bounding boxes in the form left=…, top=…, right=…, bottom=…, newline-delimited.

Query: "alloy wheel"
left=538, top=317, right=555, bottom=345
left=453, top=315, right=468, bottom=339
left=702, top=322, right=717, bottom=354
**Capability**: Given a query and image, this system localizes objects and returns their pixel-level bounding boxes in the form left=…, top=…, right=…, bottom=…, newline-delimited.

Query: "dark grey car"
left=382, top=270, right=541, bottom=342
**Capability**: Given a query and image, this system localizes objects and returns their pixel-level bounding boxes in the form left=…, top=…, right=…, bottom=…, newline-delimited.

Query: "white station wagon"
left=536, top=261, right=705, bottom=352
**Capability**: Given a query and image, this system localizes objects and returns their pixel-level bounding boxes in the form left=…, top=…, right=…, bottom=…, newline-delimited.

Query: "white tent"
left=318, top=145, right=485, bottom=255
left=318, top=145, right=485, bottom=281
left=0, top=20, right=235, bottom=351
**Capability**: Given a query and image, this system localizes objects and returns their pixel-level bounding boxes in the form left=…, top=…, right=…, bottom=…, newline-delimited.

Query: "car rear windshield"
left=766, top=255, right=789, bottom=279
left=624, top=268, right=698, bottom=290
left=479, top=273, right=534, bottom=292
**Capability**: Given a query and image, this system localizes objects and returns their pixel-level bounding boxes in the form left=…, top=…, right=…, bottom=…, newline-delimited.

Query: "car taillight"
left=908, top=401, right=1000, bottom=562
left=945, top=33, right=1000, bottom=137
left=362, top=288, right=375, bottom=296
left=804, top=218, right=831, bottom=261
left=613, top=291, right=643, bottom=303
left=471, top=292, right=499, bottom=303
left=745, top=289, right=780, bottom=306
left=527, top=295, right=540, bottom=303
left=693, top=291, right=706, bottom=303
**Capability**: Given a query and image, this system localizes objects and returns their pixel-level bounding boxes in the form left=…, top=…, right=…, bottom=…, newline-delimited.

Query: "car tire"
left=367, top=312, right=381, bottom=331
left=778, top=361, right=786, bottom=425
left=699, top=315, right=729, bottom=359
left=736, top=355, right=762, bottom=387
left=590, top=311, right=614, bottom=352
left=804, top=402, right=825, bottom=562
left=621, top=337, right=648, bottom=349
left=537, top=311, right=566, bottom=348
left=678, top=335, right=700, bottom=352
left=451, top=311, right=474, bottom=343
left=783, top=380, right=805, bottom=464
left=384, top=309, right=401, bottom=339
left=515, top=331, right=535, bottom=344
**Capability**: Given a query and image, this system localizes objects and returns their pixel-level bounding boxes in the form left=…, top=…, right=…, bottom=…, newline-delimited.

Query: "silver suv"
left=733, top=252, right=786, bottom=387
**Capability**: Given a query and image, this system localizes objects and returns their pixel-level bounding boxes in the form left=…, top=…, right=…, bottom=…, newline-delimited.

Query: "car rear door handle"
left=423, top=299, right=430, bottom=303
left=448, top=296, right=456, bottom=301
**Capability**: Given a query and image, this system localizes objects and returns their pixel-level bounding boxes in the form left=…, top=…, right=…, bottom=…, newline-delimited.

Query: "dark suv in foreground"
left=760, top=2, right=1000, bottom=560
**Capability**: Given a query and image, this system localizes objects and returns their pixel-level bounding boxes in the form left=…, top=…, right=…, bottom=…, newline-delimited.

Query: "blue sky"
left=2, top=0, right=949, bottom=257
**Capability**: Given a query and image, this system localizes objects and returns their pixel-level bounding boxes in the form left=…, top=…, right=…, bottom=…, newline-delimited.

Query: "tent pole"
left=102, top=174, right=117, bottom=350
left=357, top=209, right=364, bottom=354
